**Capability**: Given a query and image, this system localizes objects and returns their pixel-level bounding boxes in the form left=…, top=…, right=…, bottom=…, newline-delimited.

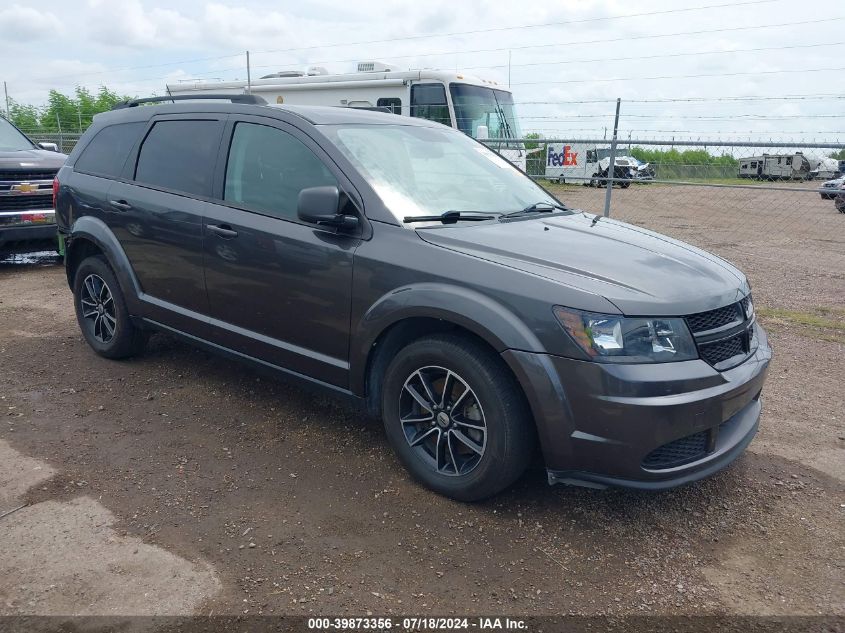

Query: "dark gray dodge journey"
left=55, top=96, right=771, bottom=501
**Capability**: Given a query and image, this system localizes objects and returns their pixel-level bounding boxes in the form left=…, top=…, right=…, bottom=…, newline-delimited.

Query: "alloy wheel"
left=399, top=366, right=487, bottom=476
left=80, top=273, right=117, bottom=343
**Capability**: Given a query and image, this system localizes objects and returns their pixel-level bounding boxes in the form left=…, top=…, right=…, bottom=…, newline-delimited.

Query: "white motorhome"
left=166, top=62, right=526, bottom=170
left=544, top=143, right=641, bottom=187
left=737, top=153, right=811, bottom=180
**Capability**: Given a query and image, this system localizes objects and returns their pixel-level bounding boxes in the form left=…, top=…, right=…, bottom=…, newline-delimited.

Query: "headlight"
left=553, top=306, right=698, bottom=363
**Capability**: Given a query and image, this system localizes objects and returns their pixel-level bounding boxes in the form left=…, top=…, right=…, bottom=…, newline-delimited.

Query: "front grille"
left=0, top=194, right=53, bottom=212
left=642, top=429, right=709, bottom=469
left=699, top=332, right=746, bottom=365
left=0, top=170, right=57, bottom=182
left=686, top=303, right=742, bottom=333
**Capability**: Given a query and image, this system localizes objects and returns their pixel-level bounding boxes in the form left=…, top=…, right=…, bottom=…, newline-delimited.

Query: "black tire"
left=381, top=334, right=534, bottom=501
left=73, top=255, right=147, bottom=359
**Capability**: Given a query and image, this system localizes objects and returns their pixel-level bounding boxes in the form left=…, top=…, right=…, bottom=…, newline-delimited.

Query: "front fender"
left=67, top=215, right=142, bottom=313
left=349, top=282, right=545, bottom=395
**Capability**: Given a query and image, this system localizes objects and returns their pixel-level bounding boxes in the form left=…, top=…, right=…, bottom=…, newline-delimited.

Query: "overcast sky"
left=2, top=0, right=842, bottom=140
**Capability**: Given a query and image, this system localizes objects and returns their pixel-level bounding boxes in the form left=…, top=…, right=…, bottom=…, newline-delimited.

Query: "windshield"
left=323, top=124, right=559, bottom=223
left=0, top=117, right=35, bottom=152
left=450, top=84, right=523, bottom=147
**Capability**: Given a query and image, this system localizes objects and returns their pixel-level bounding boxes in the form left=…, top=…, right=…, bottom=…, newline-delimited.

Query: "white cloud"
left=0, top=4, right=63, bottom=41
left=86, top=0, right=198, bottom=48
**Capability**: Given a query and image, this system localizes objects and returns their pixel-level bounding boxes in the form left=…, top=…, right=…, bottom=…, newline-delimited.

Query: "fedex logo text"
left=547, top=145, right=578, bottom=167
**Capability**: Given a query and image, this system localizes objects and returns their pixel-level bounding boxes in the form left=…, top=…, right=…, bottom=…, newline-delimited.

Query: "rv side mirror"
left=297, top=186, right=358, bottom=232
left=38, top=142, right=59, bottom=152
left=475, top=125, right=489, bottom=140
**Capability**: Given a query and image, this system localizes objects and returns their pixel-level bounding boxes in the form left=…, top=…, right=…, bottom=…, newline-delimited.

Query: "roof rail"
left=111, top=94, right=268, bottom=110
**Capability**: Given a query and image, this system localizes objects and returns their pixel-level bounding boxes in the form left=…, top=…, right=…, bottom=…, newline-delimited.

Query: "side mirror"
left=38, top=142, right=59, bottom=152
left=475, top=125, right=489, bottom=140
left=297, top=186, right=359, bottom=232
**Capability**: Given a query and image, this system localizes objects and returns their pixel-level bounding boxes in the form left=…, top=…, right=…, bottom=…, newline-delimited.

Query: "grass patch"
left=756, top=306, right=845, bottom=344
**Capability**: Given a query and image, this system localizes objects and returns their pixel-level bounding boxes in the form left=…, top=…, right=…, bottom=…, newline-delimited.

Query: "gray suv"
left=55, top=96, right=771, bottom=501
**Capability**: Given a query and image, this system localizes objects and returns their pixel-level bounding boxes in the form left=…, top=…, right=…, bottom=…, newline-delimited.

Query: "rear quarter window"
left=134, top=120, right=222, bottom=197
left=74, top=122, right=145, bottom=178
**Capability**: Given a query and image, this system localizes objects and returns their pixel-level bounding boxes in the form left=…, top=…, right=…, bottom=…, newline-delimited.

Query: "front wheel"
left=381, top=334, right=534, bottom=501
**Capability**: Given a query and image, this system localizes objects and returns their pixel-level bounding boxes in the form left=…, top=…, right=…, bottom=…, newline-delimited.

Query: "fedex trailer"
left=545, top=143, right=640, bottom=187
left=167, top=62, right=526, bottom=170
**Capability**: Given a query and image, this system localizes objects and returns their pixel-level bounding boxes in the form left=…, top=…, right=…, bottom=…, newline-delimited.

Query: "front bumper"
left=503, top=323, right=772, bottom=490
left=0, top=212, right=57, bottom=255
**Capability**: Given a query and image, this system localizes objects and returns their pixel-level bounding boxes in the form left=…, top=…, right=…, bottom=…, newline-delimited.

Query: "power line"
left=24, top=16, right=842, bottom=92
left=461, top=41, right=845, bottom=72
left=246, top=17, right=842, bottom=74
left=512, top=66, right=845, bottom=86
left=522, top=115, right=843, bottom=120
left=88, top=16, right=845, bottom=90
left=20, top=0, right=786, bottom=85
left=252, top=0, right=785, bottom=55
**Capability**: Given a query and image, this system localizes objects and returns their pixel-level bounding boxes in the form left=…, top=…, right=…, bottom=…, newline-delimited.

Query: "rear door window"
left=74, top=122, right=145, bottom=178
left=223, top=122, right=337, bottom=221
left=134, top=120, right=222, bottom=197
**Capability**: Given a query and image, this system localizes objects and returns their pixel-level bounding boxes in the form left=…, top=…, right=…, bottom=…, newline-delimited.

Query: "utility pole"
left=508, top=51, right=512, bottom=88
left=246, top=51, right=252, bottom=94
left=603, top=98, right=621, bottom=218
left=3, top=81, right=9, bottom=118
left=56, top=112, right=63, bottom=153
left=77, top=104, right=82, bottom=131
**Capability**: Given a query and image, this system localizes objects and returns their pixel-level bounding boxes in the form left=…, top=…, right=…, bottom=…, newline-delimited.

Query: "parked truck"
left=0, top=116, right=66, bottom=257
left=545, top=143, right=649, bottom=187
left=737, top=153, right=811, bottom=181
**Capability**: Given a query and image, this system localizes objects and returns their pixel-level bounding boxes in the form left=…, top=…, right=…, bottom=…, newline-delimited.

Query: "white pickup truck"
left=0, top=116, right=66, bottom=257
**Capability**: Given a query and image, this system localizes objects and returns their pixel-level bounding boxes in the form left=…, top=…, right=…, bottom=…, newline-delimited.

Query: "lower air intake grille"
left=642, top=430, right=709, bottom=470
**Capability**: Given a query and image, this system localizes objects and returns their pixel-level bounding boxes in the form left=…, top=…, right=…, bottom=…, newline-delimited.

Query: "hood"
left=416, top=212, right=749, bottom=316
left=0, top=148, right=68, bottom=171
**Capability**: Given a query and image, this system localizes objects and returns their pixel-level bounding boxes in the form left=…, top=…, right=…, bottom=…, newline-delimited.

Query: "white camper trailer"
left=166, top=62, right=527, bottom=170
left=737, top=153, right=812, bottom=180
left=544, top=143, right=641, bottom=187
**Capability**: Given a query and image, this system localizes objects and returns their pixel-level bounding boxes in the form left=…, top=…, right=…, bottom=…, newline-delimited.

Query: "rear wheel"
left=381, top=334, right=534, bottom=501
left=73, top=255, right=147, bottom=359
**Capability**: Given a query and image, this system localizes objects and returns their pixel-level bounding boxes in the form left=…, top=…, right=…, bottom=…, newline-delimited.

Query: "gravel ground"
left=0, top=185, right=843, bottom=621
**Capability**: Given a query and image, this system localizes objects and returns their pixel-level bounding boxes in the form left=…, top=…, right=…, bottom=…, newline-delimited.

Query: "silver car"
left=819, top=176, right=845, bottom=200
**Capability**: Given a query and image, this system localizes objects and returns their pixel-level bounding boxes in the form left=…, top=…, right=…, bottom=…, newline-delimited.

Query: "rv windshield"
left=323, top=124, right=558, bottom=223
left=0, top=117, right=35, bottom=152
left=450, top=84, right=523, bottom=145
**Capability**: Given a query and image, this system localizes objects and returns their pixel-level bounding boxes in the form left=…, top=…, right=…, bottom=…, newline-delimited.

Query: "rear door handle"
left=109, top=199, right=132, bottom=212
left=207, top=223, right=238, bottom=239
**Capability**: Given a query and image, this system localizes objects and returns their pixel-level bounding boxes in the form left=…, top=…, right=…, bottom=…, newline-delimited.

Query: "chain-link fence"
left=26, top=132, right=82, bottom=155
left=484, top=137, right=845, bottom=315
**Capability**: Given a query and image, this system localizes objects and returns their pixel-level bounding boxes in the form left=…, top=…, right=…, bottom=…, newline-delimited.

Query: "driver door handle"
left=109, top=199, right=132, bottom=212
left=207, top=223, right=239, bottom=239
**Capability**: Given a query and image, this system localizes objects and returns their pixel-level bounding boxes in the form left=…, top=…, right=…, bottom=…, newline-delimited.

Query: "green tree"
left=5, top=86, right=133, bottom=134
left=830, top=149, right=845, bottom=161
left=7, top=99, right=40, bottom=132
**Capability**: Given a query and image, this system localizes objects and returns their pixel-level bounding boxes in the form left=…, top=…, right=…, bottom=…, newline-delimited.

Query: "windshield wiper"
left=403, top=210, right=499, bottom=224
left=499, top=201, right=569, bottom=220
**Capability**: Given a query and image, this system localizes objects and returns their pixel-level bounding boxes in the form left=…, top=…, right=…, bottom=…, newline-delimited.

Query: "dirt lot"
left=0, top=184, right=843, bottom=622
